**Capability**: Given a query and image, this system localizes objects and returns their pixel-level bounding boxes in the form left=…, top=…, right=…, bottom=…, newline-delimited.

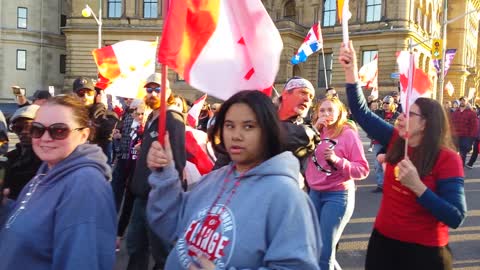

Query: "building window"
left=60, top=54, right=66, bottom=74
left=17, top=7, right=27, bottom=29
left=108, top=0, right=122, bottom=18
left=144, top=0, right=158, bottom=18
left=318, top=53, right=333, bottom=88
left=284, top=0, right=296, bottom=21
left=362, top=50, right=378, bottom=65
left=16, top=50, right=27, bottom=70
left=366, top=0, right=381, bottom=22
left=323, top=0, right=336, bottom=27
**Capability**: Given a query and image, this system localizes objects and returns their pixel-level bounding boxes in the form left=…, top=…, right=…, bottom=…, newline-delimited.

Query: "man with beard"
left=278, top=76, right=320, bottom=187
left=3, top=105, right=43, bottom=200
left=451, top=96, right=479, bottom=165
left=126, top=73, right=186, bottom=270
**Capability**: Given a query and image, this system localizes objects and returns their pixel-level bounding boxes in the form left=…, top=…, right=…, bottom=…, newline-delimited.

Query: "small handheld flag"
left=291, top=22, right=323, bottom=65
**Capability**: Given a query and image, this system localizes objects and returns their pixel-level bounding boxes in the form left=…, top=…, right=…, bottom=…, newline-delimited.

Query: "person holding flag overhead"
left=340, top=41, right=467, bottom=270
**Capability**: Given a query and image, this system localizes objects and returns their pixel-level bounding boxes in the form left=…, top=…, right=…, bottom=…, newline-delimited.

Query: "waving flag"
left=291, top=22, right=323, bottom=65
left=92, top=40, right=157, bottom=99
left=358, top=54, right=378, bottom=90
left=158, top=0, right=283, bottom=100
left=397, top=51, right=433, bottom=113
left=433, top=49, right=457, bottom=76
left=187, top=94, right=207, bottom=128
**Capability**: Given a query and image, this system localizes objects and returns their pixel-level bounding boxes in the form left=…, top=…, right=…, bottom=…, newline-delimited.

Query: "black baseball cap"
left=73, top=77, right=95, bottom=93
left=29, top=90, right=52, bottom=101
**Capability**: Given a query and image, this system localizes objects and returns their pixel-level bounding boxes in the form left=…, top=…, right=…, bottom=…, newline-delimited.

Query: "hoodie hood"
left=36, top=144, right=111, bottom=184
left=236, top=151, right=300, bottom=184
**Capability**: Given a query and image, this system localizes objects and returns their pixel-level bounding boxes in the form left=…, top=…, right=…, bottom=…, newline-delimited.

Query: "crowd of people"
left=0, top=40, right=471, bottom=270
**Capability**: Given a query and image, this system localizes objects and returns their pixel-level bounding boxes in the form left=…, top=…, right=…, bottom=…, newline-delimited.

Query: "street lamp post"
left=82, top=0, right=103, bottom=49
left=438, top=1, right=479, bottom=105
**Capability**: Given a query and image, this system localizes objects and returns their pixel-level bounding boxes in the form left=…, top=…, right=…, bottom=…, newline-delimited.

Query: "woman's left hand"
left=188, top=255, right=216, bottom=270
left=397, top=158, right=427, bottom=196
left=323, top=147, right=339, bottom=164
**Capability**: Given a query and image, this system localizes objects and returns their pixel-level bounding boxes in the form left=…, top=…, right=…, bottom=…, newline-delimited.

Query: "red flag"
left=185, top=127, right=214, bottom=175
left=358, top=54, right=378, bottom=90
left=187, top=94, right=208, bottom=128
left=158, top=0, right=283, bottom=100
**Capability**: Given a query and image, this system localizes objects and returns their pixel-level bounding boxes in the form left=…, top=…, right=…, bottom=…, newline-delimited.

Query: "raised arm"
left=338, top=42, right=394, bottom=146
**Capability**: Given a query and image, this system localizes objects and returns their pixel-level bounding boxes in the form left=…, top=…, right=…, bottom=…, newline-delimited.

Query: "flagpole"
left=404, top=38, right=415, bottom=158
left=158, top=1, right=169, bottom=145
left=321, top=47, right=329, bottom=89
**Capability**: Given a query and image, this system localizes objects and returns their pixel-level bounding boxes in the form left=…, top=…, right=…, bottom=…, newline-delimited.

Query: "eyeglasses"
left=76, top=89, right=95, bottom=98
left=134, top=112, right=144, bottom=116
left=146, top=87, right=161, bottom=94
left=30, top=122, right=86, bottom=140
left=311, top=139, right=338, bottom=176
left=10, top=121, right=33, bottom=134
left=408, top=111, right=423, bottom=118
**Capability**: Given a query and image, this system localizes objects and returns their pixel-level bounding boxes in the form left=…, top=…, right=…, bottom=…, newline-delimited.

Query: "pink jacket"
left=305, top=126, right=369, bottom=191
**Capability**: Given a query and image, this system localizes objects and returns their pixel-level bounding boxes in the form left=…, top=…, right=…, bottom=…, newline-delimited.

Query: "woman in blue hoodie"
left=0, top=95, right=117, bottom=270
left=146, top=90, right=321, bottom=270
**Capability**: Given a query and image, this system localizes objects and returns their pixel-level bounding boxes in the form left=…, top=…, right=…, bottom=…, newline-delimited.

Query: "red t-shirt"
left=374, top=130, right=464, bottom=247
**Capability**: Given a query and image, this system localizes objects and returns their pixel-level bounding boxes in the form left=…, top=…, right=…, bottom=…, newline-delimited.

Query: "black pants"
left=365, top=229, right=452, bottom=270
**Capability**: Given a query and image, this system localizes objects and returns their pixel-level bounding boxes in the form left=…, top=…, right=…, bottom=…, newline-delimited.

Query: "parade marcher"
left=371, top=95, right=400, bottom=193
left=3, top=105, right=43, bottom=200
left=306, top=96, right=369, bottom=270
left=450, top=96, right=479, bottom=166
left=0, top=94, right=116, bottom=270
left=340, top=41, right=467, bottom=270
left=73, top=77, right=119, bottom=164
left=466, top=112, right=480, bottom=169
left=126, top=73, right=186, bottom=270
left=278, top=76, right=321, bottom=183
left=146, top=90, right=321, bottom=269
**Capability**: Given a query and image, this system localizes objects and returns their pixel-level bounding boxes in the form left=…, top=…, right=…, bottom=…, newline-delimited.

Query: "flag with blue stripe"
left=291, top=22, right=323, bottom=65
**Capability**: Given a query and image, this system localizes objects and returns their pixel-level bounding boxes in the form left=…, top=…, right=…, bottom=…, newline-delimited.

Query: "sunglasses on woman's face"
left=30, top=122, right=86, bottom=140
left=146, top=87, right=161, bottom=94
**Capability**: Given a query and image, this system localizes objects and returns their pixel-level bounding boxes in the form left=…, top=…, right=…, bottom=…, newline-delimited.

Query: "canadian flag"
left=92, top=40, right=157, bottom=99
left=445, top=81, right=454, bottom=97
left=396, top=51, right=433, bottom=112
left=187, top=94, right=208, bottom=128
left=185, top=126, right=215, bottom=175
left=358, top=54, right=378, bottom=90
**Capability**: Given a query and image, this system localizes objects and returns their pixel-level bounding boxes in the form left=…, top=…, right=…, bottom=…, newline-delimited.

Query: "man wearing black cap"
left=391, top=90, right=402, bottom=113
left=72, top=77, right=119, bottom=164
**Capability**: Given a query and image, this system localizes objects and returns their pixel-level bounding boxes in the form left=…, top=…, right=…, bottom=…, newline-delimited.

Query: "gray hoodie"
left=147, top=151, right=321, bottom=270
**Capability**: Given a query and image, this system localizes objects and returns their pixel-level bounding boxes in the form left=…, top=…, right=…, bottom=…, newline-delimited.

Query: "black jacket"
left=3, top=144, right=43, bottom=200
left=130, top=110, right=186, bottom=199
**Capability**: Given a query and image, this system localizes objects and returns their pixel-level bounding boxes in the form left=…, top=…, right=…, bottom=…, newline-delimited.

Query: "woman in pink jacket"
left=306, top=96, right=369, bottom=270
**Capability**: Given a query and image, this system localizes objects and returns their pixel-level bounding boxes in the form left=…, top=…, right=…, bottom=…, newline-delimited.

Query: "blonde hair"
left=312, top=96, right=357, bottom=138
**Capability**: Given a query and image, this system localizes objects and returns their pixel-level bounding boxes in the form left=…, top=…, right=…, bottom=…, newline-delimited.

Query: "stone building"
left=0, top=0, right=70, bottom=101
left=41, top=0, right=480, bottom=102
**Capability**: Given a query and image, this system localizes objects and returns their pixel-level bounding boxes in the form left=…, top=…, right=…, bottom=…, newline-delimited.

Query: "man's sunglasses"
left=311, top=139, right=338, bottom=176
left=76, top=89, right=95, bottom=98
left=10, top=121, right=32, bottom=134
left=30, top=122, right=86, bottom=140
left=146, top=87, right=161, bottom=94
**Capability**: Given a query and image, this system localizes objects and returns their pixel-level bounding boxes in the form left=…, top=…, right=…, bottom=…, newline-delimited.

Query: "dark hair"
left=45, top=94, right=95, bottom=140
left=208, top=90, right=284, bottom=161
left=386, top=98, right=455, bottom=177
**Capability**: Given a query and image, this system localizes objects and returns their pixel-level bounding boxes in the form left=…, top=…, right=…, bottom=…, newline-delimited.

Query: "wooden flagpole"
left=404, top=38, right=415, bottom=158
left=321, top=47, right=329, bottom=89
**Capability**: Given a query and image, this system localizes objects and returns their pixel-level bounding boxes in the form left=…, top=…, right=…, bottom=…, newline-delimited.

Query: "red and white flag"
left=158, top=0, right=283, bottom=100
left=396, top=51, right=433, bottom=113
left=187, top=94, right=207, bottom=128
left=185, top=126, right=214, bottom=175
left=445, top=81, right=454, bottom=97
left=92, top=40, right=157, bottom=99
left=358, top=54, right=378, bottom=90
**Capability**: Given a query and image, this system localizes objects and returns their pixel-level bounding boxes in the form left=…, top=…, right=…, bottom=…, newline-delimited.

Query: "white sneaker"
left=368, top=147, right=373, bottom=152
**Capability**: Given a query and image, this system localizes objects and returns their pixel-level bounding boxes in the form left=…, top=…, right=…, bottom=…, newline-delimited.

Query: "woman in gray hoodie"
left=146, top=90, right=321, bottom=270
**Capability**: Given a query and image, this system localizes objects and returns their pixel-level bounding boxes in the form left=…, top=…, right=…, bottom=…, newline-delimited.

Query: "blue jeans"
left=126, top=198, right=170, bottom=270
left=458, top=136, right=474, bottom=166
left=373, top=144, right=384, bottom=188
left=309, top=188, right=355, bottom=270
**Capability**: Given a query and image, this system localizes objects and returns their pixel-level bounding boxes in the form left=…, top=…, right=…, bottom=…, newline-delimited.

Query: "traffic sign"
left=390, top=72, right=400, bottom=79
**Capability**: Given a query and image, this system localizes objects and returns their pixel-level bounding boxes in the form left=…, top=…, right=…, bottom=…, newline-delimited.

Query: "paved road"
left=112, top=129, right=480, bottom=270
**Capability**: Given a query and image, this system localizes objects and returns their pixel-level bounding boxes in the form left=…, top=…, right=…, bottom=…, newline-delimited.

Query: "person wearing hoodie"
left=0, top=95, right=116, bottom=270
left=146, top=90, right=321, bottom=270
left=306, top=96, right=369, bottom=270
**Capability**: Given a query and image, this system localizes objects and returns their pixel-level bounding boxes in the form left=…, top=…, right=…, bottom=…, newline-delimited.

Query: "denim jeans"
left=458, top=136, right=474, bottom=166
left=111, top=158, right=128, bottom=211
left=126, top=198, right=170, bottom=270
left=309, top=187, right=355, bottom=270
left=373, top=144, right=384, bottom=188
left=467, top=139, right=480, bottom=166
